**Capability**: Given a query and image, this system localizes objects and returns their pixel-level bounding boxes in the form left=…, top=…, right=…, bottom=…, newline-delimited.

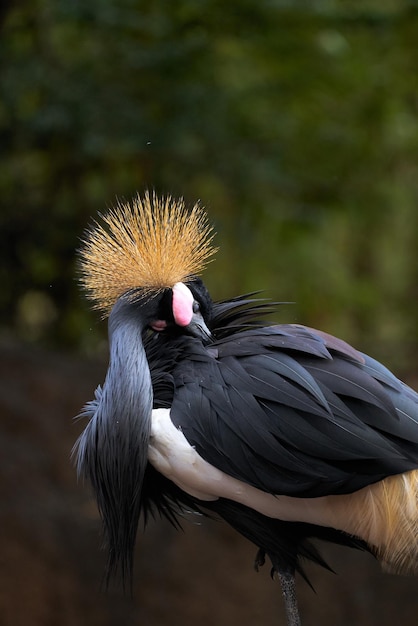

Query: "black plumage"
left=150, top=294, right=418, bottom=497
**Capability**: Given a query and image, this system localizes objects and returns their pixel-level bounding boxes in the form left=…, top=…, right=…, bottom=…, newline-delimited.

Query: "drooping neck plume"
left=76, top=299, right=152, bottom=586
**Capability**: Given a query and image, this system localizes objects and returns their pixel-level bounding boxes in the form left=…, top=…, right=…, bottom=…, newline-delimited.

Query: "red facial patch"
left=172, top=282, right=194, bottom=327
left=150, top=320, right=168, bottom=332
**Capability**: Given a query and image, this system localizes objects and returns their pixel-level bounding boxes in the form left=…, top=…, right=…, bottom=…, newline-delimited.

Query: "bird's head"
left=78, top=191, right=217, bottom=340
left=108, top=277, right=213, bottom=346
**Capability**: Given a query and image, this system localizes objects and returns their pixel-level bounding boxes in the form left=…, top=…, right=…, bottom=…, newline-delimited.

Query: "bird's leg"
left=254, top=549, right=301, bottom=626
left=277, top=569, right=301, bottom=626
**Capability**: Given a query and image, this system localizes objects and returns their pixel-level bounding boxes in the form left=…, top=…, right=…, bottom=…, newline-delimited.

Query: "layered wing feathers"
left=164, top=304, right=418, bottom=498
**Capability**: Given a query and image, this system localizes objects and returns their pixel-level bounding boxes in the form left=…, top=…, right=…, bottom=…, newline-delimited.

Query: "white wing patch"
left=148, top=409, right=347, bottom=529
left=148, top=408, right=229, bottom=501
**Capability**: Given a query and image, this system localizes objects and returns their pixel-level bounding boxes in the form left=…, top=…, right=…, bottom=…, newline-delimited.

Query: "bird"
left=75, top=192, right=418, bottom=626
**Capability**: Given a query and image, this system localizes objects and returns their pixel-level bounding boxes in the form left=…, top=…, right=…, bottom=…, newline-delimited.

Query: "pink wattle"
left=172, top=282, right=193, bottom=327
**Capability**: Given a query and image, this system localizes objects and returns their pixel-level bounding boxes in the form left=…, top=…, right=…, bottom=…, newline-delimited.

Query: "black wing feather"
left=143, top=295, right=418, bottom=579
left=166, top=306, right=418, bottom=498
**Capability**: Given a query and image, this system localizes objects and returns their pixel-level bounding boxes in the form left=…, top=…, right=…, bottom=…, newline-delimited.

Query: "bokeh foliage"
left=1, top=0, right=418, bottom=372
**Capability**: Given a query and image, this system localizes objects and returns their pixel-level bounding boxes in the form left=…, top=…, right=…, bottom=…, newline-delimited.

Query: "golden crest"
left=79, top=192, right=217, bottom=315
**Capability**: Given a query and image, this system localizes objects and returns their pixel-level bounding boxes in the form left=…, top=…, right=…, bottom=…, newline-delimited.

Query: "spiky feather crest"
left=79, top=192, right=217, bottom=315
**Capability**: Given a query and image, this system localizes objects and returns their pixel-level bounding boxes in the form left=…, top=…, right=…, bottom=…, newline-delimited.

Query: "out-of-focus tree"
left=1, top=0, right=417, bottom=373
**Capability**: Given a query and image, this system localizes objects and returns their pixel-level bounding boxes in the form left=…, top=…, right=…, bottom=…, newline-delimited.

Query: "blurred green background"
left=1, top=3, right=418, bottom=625
left=2, top=0, right=418, bottom=374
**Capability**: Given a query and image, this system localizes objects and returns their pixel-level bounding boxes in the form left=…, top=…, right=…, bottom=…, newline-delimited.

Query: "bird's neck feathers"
left=77, top=306, right=152, bottom=586
left=78, top=192, right=217, bottom=316
left=107, top=302, right=152, bottom=410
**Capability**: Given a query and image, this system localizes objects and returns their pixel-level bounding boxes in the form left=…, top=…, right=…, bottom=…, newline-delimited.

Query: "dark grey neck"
left=79, top=300, right=153, bottom=586
left=106, top=303, right=153, bottom=432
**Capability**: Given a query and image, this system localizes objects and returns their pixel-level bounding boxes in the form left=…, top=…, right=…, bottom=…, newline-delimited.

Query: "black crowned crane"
left=75, top=193, right=418, bottom=626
